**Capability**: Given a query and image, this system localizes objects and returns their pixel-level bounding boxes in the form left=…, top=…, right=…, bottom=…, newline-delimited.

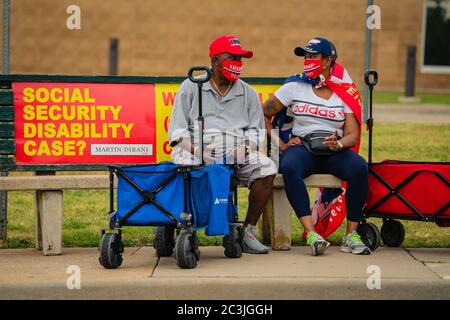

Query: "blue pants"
left=280, top=145, right=368, bottom=222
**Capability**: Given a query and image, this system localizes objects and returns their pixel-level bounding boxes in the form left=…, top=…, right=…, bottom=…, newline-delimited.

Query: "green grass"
left=5, top=123, right=450, bottom=249
left=373, top=91, right=450, bottom=105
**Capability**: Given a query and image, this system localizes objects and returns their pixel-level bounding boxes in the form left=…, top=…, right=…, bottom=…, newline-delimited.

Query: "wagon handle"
left=365, top=70, right=378, bottom=89
left=188, top=66, right=211, bottom=166
left=188, top=66, right=212, bottom=84
left=365, top=69, right=378, bottom=164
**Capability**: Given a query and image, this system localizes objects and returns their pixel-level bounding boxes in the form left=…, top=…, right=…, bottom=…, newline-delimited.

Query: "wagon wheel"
left=153, top=225, right=175, bottom=257
left=174, top=231, right=200, bottom=269
left=99, top=233, right=124, bottom=269
left=223, top=224, right=243, bottom=258
left=357, top=222, right=381, bottom=251
left=381, top=219, right=405, bottom=247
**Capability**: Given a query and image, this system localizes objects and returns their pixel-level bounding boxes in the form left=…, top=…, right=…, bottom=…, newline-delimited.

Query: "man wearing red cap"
left=168, top=35, right=277, bottom=254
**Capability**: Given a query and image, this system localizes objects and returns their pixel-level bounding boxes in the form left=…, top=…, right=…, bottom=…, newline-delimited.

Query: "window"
left=421, top=0, right=450, bottom=73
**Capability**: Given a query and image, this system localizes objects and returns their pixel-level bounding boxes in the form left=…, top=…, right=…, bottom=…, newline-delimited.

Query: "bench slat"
left=0, top=90, right=13, bottom=105
left=0, top=175, right=115, bottom=191
left=0, top=139, right=15, bottom=154
left=0, top=173, right=341, bottom=191
left=0, top=123, right=14, bottom=138
left=274, top=174, right=342, bottom=188
left=0, top=106, right=14, bottom=121
left=0, top=155, right=15, bottom=166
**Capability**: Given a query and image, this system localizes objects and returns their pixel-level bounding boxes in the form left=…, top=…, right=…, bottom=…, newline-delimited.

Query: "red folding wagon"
left=357, top=71, right=450, bottom=251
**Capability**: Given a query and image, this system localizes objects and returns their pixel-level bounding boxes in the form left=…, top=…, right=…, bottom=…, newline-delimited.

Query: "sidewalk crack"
left=131, top=246, right=144, bottom=256
left=403, top=248, right=443, bottom=280
left=150, top=257, right=160, bottom=278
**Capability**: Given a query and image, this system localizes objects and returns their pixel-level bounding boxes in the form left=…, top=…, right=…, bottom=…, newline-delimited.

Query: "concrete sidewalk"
left=0, top=246, right=449, bottom=300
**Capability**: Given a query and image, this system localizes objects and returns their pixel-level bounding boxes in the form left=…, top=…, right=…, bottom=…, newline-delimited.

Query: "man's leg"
left=236, top=152, right=277, bottom=254
left=244, top=175, right=275, bottom=226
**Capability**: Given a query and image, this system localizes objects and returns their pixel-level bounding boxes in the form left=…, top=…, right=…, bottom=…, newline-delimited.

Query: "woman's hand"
left=280, top=136, right=302, bottom=152
left=323, top=131, right=342, bottom=151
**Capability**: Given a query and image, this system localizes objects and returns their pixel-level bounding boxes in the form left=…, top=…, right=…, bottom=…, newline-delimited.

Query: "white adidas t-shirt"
left=274, top=81, right=353, bottom=138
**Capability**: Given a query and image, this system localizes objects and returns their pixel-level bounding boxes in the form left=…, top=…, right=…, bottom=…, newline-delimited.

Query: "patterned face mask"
left=303, top=58, right=323, bottom=79
left=218, top=57, right=243, bottom=81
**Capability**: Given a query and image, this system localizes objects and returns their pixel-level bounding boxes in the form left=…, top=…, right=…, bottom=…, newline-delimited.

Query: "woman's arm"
left=263, top=95, right=285, bottom=119
left=340, top=112, right=359, bottom=149
left=262, top=95, right=300, bottom=152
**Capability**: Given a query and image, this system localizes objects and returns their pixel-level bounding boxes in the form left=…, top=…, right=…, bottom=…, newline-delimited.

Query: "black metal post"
left=405, top=45, right=417, bottom=97
left=109, top=169, right=114, bottom=214
left=363, top=0, right=374, bottom=122
left=198, top=84, right=204, bottom=165
left=109, top=38, right=119, bottom=76
left=3, top=0, right=10, bottom=74
left=368, top=85, right=373, bottom=163
left=0, top=171, right=7, bottom=244
left=364, top=70, right=378, bottom=164
left=188, top=67, right=211, bottom=166
left=0, top=0, right=11, bottom=245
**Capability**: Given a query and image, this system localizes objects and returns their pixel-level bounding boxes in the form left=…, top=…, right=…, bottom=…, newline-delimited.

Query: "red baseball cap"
left=209, top=35, right=253, bottom=58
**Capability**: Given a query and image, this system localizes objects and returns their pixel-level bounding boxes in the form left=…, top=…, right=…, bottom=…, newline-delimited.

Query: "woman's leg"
left=280, top=145, right=319, bottom=232
left=322, top=150, right=371, bottom=255
left=322, top=150, right=368, bottom=227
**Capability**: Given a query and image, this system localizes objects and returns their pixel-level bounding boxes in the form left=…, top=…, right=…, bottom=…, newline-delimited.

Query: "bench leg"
left=35, top=190, right=63, bottom=256
left=270, top=188, right=292, bottom=250
left=34, top=192, right=43, bottom=250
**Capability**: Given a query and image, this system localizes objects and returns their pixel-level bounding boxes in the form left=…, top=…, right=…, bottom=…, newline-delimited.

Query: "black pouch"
left=302, top=131, right=337, bottom=156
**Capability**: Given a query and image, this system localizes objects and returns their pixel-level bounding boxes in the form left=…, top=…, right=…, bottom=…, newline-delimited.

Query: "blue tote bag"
left=190, top=164, right=233, bottom=236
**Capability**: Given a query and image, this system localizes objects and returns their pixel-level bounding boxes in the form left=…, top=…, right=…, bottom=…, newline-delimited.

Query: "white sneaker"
left=341, top=231, right=371, bottom=255
left=243, top=225, right=269, bottom=254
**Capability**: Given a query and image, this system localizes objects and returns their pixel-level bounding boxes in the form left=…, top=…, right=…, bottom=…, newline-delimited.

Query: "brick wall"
left=1, top=0, right=449, bottom=91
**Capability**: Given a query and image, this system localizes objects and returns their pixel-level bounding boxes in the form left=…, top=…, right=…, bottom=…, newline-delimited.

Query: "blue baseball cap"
left=294, top=37, right=337, bottom=59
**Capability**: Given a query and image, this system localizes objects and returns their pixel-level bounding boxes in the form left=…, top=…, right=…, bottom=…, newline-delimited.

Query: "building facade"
left=1, top=0, right=449, bottom=92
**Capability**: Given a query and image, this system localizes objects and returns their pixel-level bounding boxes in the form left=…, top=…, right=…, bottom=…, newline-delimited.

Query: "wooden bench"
left=0, top=174, right=116, bottom=255
left=0, top=173, right=341, bottom=255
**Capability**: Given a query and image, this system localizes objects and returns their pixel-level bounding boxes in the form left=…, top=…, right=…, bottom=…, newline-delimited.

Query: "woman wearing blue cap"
left=262, top=38, right=371, bottom=256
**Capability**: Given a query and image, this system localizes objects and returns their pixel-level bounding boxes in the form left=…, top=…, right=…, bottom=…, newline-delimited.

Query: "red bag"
left=310, top=183, right=347, bottom=238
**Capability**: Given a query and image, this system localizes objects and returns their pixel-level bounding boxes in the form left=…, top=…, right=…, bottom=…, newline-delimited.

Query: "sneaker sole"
left=353, top=247, right=372, bottom=255
left=243, top=244, right=269, bottom=254
left=340, top=246, right=353, bottom=253
left=312, top=241, right=330, bottom=256
left=341, top=246, right=372, bottom=255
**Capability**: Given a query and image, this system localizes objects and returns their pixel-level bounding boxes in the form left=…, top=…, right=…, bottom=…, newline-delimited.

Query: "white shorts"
left=171, top=146, right=277, bottom=188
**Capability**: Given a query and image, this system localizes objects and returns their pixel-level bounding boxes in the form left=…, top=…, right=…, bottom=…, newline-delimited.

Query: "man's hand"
left=194, top=145, right=216, bottom=163
left=280, top=136, right=302, bottom=152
